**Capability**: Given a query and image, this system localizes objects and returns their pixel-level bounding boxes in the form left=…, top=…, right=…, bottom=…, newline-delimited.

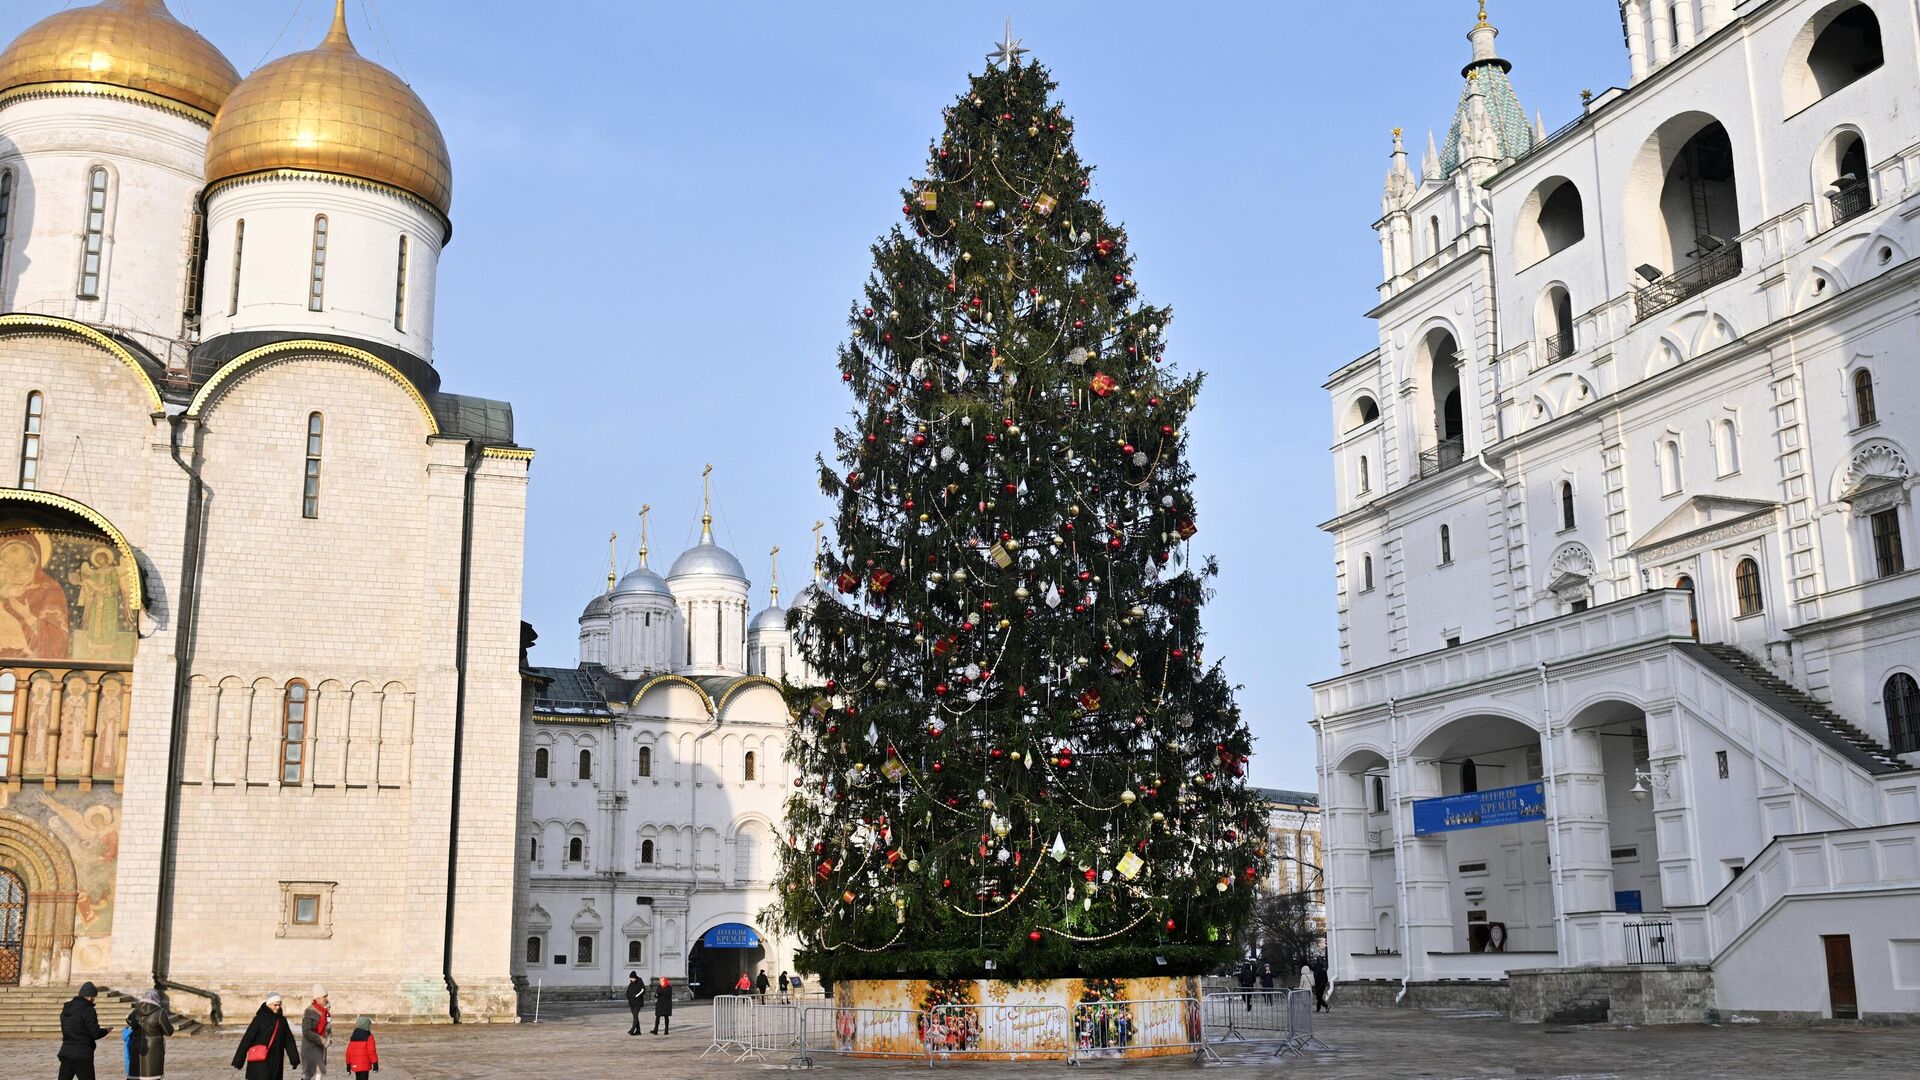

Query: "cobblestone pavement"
left=3, top=1001, right=1917, bottom=1078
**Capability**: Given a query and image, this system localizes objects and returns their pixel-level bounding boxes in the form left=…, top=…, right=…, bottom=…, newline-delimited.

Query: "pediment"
left=526, top=904, right=551, bottom=931
left=1628, top=496, right=1779, bottom=559
left=622, top=915, right=652, bottom=935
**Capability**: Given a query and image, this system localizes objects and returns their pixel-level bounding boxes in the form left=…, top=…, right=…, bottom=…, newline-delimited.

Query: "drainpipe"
left=155, top=414, right=220, bottom=1024
left=1386, top=697, right=1413, bottom=1003
left=440, top=441, right=483, bottom=1022
left=1538, top=663, right=1570, bottom=962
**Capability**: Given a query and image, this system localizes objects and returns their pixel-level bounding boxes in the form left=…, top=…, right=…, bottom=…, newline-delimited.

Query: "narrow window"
left=1716, top=418, right=1740, bottom=475
left=1560, top=481, right=1576, bottom=529
left=641, top=838, right=655, bottom=864
left=1569, top=598, right=1590, bottom=613
left=1460, top=758, right=1479, bottom=794
left=281, top=680, right=309, bottom=784
left=637, top=745, right=652, bottom=777
left=1853, top=369, right=1877, bottom=426
left=19, top=391, right=43, bottom=490
left=302, top=413, right=323, bottom=518
left=1370, top=774, right=1386, bottom=813
left=308, top=215, right=329, bottom=312
left=1662, top=440, right=1682, bottom=495
left=528, top=836, right=539, bottom=862
left=627, top=940, right=644, bottom=964
left=1885, top=673, right=1920, bottom=755
left=567, top=836, right=584, bottom=863
left=1358, top=455, right=1371, bottom=493
left=229, top=219, right=246, bottom=316
left=526, top=937, right=543, bottom=965
left=394, top=235, right=410, bottom=331
left=1871, top=509, right=1905, bottom=577
left=1429, top=215, right=1442, bottom=255
left=1735, top=557, right=1764, bottom=616
left=534, top=747, right=549, bottom=778
left=576, top=936, right=594, bottom=965
left=578, top=748, right=592, bottom=780
left=0, top=672, right=15, bottom=778
left=1362, top=554, right=1374, bottom=591
left=743, top=751, right=757, bottom=781
left=78, top=167, right=108, bottom=298
left=1439, top=524, right=1452, bottom=565
left=0, top=169, right=13, bottom=278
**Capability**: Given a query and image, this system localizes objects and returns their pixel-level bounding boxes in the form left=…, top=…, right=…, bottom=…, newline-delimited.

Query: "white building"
left=0, top=0, right=527, bottom=1022
left=1314, top=1, right=1920, bottom=1023
left=513, top=504, right=811, bottom=999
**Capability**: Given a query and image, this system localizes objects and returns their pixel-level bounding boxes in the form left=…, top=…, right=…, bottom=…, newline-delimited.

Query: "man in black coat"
left=56, top=981, right=110, bottom=1080
left=625, top=972, right=646, bottom=1036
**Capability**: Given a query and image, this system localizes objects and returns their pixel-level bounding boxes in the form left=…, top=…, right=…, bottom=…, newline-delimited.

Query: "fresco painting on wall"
left=0, top=521, right=135, bottom=665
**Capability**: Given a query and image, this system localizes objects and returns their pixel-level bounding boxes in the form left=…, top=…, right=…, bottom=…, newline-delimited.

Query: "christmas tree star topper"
left=986, top=18, right=1029, bottom=68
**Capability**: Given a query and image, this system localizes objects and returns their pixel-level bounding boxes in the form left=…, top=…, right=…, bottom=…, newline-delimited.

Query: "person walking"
left=624, top=972, right=645, bottom=1036
left=754, top=970, right=769, bottom=998
left=1312, top=961, right=1331, bottom=1013
left=300, top=987, right=331, bottom=1080
left=232, top=994, right=299, bottom=1080
left=1258, top=962, right=1276, bottom=992
left=56, top=981, right=109, bottom=1080
left=733, top=971, right=752, bottom=995
left=1235, top=960, right=1256, bottom=1012
left=127, top=989, right=174, bottom=1080
left=342, top=1018, right=378, bottom=1080
left=650, top=978, right=673, bottom=1035
left=1297, top=963, right=1315, bottom=999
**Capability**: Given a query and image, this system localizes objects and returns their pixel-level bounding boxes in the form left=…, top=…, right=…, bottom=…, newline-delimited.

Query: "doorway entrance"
left=0, top=867, right=24, bottom=986
left=688, top=923, right=767, bottom=999
left=1823, top=935, right=1858, bottom=1019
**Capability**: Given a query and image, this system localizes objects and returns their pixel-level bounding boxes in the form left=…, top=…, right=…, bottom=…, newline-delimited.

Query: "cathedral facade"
left=1314, top=2, right=1919, bottom=1021
left=0, top=0, right=528, bottom=1021
left=513, top=509, right=812, bottom=999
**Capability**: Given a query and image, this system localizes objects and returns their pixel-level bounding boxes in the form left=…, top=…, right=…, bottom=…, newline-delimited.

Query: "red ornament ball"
left=1029, top=930, right=1043, bottom=942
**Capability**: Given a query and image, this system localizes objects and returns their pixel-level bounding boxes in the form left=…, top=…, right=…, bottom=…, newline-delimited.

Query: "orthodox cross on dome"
left=637, top=504, right=652, bottom=567
left=700, top=463, right=715, bottom=539
left=811, top=520, right=825, bottom=583
left=769, top=546, right=781, bottom=606
left=986, top=18, right=1029, bottom=68
left=606, top=531, right=617, bottom=593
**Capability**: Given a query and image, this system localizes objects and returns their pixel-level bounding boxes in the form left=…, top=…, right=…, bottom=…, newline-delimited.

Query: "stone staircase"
left=1685, top=643, right=1906, bottom=773
left=0, top=986, right=209, bottom=1038
left=1543, top=983, right=1610, bottom=1025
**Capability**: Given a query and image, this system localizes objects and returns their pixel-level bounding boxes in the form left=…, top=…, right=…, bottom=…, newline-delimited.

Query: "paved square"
left=4, top=1001, right=1917, bottom=1078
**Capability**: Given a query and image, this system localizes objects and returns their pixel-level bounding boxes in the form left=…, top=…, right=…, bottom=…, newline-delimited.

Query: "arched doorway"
left=688, top=922, right=766, bottom=998
left=1675, top=576, right=1698, bottom=638
left=0, top=866, right=25, bottom=985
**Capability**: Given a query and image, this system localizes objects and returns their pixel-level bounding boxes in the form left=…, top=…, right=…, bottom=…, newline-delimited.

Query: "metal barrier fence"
left=925, top=1004, right=1071, bottom=1062
left=701, top=994, right=755, bottom=1058
left=1285, top=990, right=1330, bottom=1056
left=794, top=1005, right=928, bottom=1066
left=1072, top=996, right=1217, bottom=1063
left=1200, top=988, right=1293, bottom=1044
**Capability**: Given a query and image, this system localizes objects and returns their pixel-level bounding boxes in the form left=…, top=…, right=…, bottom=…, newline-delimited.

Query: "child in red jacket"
left=344, top=1016, right=379, bottom=1078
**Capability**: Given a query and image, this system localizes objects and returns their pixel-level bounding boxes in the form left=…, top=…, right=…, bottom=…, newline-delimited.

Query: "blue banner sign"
left=1412, top=782, right=1546, bottom=835
left=701, top=922, right=761, bottom=948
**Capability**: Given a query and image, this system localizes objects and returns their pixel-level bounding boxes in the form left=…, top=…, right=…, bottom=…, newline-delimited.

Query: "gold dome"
left=0, top=0, right=240, bottom=121
left=204, top=1, right=451, bottom=217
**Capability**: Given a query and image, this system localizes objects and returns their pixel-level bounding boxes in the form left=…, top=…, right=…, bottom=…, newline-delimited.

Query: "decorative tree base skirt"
left=833, top=976, right=1204, bottom=1060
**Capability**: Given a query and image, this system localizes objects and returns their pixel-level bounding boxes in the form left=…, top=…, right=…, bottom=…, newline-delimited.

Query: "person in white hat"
left=232, top=994, right=299, bottom=1079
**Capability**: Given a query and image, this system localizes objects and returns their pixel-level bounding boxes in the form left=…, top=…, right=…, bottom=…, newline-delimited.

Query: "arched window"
left=1735, top=557, right=1764, bottom=616
left=637, top=745, right=652, bottom=777
left=1676, top=575, right=1699, bottom=638
left=19, top=391, right=43, bottom=490
left=1661, top=440, right=1683, bottom=495
left=1629, top=116, right=1741, bottom=310
left=1460, top=758, right=1479, bottom=794
left=567, top=836, right=584, bottom=864
left=229, top=219, right=246, bottom=316
left=578, top=748, right=593, bottom=780
left=302, top=413, right=323, bottom=519
left=1885, top=673, right=1919, bottom=754
left=526, top=936, right=543, bottom=964
left=576, top=935, right=594, bottom=965
left=1534, top=179, right=1586, bottom=260
left=627, top=939, right=644, bottom=964
left=280, top=681, right=309, bottom=784
left=1358, top=455, right=1371, bottom=494
left=1715, top=418, right=1741, bottom=475
left=743, top=751, right=757, bottom=781
left=735, top=827, right=762, bottom=881
left=533, top=747, right=549, bottom=779
left=1361, top=554, right=1374, bottom=591
left=1540, top=284, right=1575, bottom=359
left=1853, top=369, right=1877, bottom=426
left=1786, top=3, right=1883, bottom=112
left=1429, top=215, right=1442, bottom=255
left=78, top=167, right=108, bottom=298
left=0, top=168, right=13, bottom=276
left=1439, top=524, right=1452, bottom=565
left=1346, top=395, right=1380, bottom=432
left=0, top=671, right=15, bottom=778
left=308, top=215, right=329, bottom=311
left=394, top=235, right=410, bottom=331
left=1560, top=481, right=1577, bottom=530
left=641, top=839, right=655, bottom=864
left=1827, top=132, right=1872, bottom=225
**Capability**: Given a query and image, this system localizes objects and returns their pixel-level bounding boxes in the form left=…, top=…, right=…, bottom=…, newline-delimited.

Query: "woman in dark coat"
left=128, top=989, right=175, bottom=1079
left=650, top=977, right=673, bottom=1035
left=232, top=994, right=300, bottom=1080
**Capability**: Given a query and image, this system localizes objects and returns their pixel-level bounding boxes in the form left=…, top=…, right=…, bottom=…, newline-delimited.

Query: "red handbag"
left=245, top=1022, right=279, bottom=1063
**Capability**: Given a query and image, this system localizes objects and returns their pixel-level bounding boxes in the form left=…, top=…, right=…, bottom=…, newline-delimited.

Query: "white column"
left=1399, top=757, right=1455, bottom=974
left=1323, top=767, right=1380, bottom=975
left=1672, top=0, right=1697, bottom=49
left=1649, top=0, right=1674, bottom=66
left=1553, top=726, right=1617, bottom=914
left=1623, top=1, right=1649, bottom=81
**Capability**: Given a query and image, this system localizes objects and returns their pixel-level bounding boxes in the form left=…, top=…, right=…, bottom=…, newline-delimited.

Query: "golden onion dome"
left=204, top=1, right=451, bottom=217
left=0, top=0, right=240, bottom=121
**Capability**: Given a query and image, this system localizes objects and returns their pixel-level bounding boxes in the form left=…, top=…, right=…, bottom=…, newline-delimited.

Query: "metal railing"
left=1828, top=184, right=1872, bottom=226
left=1623, top=919, right=1677, bottom=965
left=1418, top=437, right=1465, bottom=479
left=1634, top=246, right=1743, bottom=321
left=1540, top=331, right=1574, bottom=364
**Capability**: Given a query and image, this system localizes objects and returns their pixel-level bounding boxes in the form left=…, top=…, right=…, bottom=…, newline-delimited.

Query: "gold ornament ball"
left=920, top=513, right=931, bottom=523
left=982, top=198, right=997, bottom=211
left=1008, top=425, right=1022, bottom=437
left=997, top=618, right=1011, bottom=629
left=1027, top=125, right=1040, bottom=136
left=1014, top=586, right=1030, bottom=600
left=1152, top=811, right=1166, bottom=823
left=1119, top=790, right=1137, bottom=805
left=1009, top=750, right=1022, bottom=761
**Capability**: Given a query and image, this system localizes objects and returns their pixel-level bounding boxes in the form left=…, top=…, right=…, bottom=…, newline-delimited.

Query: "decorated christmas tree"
left=775, top=32, right=1262, bottom=982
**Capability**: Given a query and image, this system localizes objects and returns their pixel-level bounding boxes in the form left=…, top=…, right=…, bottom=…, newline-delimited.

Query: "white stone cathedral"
left=0, top=0, right=527, bottom=1021
left=1314, top=1, right=1919, bottom=1022
left=512, top=501, right=816, bottom=998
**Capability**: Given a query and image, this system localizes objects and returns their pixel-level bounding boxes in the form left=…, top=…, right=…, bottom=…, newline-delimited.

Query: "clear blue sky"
left=6, top=2, right=1626, bottom=788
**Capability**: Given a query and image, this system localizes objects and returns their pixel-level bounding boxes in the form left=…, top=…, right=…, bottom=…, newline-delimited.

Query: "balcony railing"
left=1827, top=183, right=1872, bottom=227
left=1633, top=246, right=1743, bottom=321
left=1537, top=331, right=1574, bottom=368
left=1417, top=437, right=1465, bottom=479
